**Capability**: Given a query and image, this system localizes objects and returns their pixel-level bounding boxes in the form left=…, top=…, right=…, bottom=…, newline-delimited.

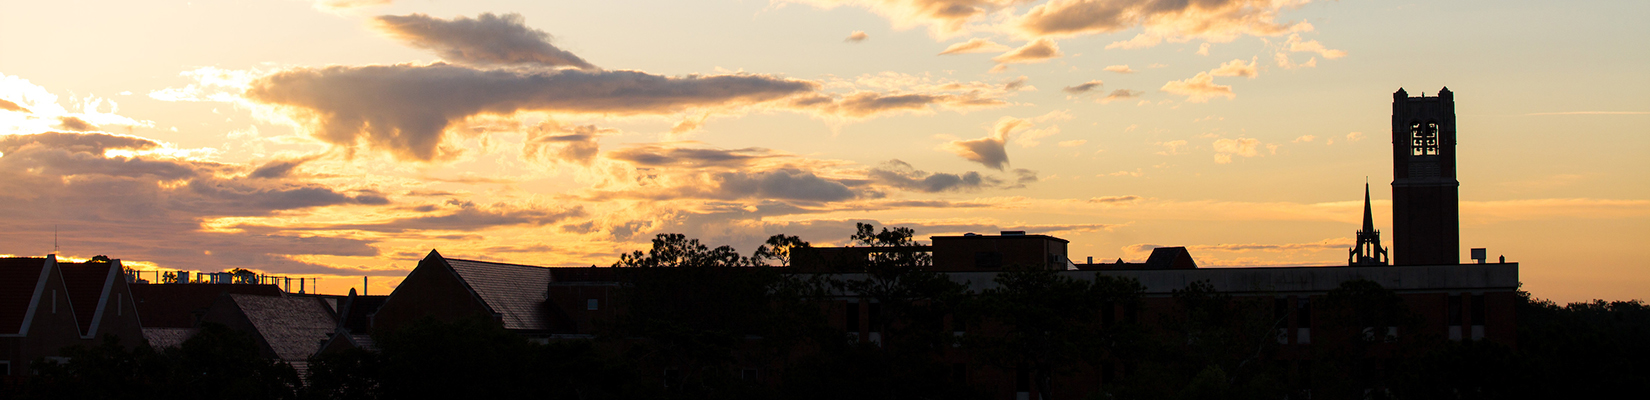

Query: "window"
left=1448, top=295, right=1463, bottom=327
left=975, top=251, right=1003, bottom=269
left=1015, top=367, right=1031, bottom=393
left=587, top=299, right=599, bottom=311
left=741, top=368, right=759, bottom=381
left=1410, top=121, right=1439, bottom=156
left=663, top=369, right=681, bottom=389
left=1471, top=294, right=1487, bottom=340
left=951, top=363, right=967, bottom=384
left=1, top=360, right=9, bottom=376
left=1296, top=298, right=1310, bottom=326
left=52, top=290, right=57, bottom=314
left=1275, top=298, right=1289, bottom=344
left=845, top=301, right=859, bottom=332
left=1296, top=297, right=1312, bottom=344
left=1102, top=301, right=1116, bottom=326
left=1470, top=294, right=1486, bottom=326
left=867, top=302, right=882, bottom=334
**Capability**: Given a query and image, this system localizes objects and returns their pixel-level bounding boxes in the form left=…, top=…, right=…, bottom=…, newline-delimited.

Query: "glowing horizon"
left=1, top=0, right=1645, bottom=303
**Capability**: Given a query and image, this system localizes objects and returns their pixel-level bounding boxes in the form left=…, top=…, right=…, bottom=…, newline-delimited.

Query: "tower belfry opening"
left=1390, top=87, right=1461, bottom=265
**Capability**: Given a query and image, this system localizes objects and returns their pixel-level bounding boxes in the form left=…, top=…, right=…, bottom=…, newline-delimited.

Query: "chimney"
left=1470, top=248, right=1487, bottom=264
left=1086, top=256, right=1093, bottom=264
left=1000, top=231, right=1026, bottom=236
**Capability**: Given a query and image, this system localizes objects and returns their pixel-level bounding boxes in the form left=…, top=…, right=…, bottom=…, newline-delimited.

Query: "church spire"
left=1350, top=182, right=1389, bottom=266
left=1362, top=182, right=1377, bottom=234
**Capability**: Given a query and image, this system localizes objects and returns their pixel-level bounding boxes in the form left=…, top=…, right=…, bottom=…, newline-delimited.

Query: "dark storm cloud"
left=374, top=13, right=598, bottom=70
left=246, top=63, right=818, bottom=161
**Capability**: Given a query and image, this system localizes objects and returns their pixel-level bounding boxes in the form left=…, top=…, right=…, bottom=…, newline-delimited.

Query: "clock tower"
left=1391, top=87, right=1460, bottom=265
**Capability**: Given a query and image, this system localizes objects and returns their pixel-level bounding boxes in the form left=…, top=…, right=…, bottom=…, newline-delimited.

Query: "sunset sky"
left=1, top=0, right=1645, bottom=302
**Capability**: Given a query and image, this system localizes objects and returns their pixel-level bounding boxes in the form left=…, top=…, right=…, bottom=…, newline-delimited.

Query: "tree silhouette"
left=966, top=266, right=1143, bottom=400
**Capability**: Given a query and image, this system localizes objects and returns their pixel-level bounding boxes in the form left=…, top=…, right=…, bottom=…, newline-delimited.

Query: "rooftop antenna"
left=53, top=224, right=59, bottom=255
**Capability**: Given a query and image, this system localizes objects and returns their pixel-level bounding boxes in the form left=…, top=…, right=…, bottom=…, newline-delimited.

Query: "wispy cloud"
left=939, top=38, right=1011, bottom=54
left=1063, top=80, right=1104, bottom=95
left=992, top=38, right=1063, bottom=69
left=1284, top=34, right=1346, bottom=59
left=1015, top=0, right=1316, bottom=45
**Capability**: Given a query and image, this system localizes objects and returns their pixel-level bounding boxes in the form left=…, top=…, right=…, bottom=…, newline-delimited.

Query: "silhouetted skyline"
left=0, top=1, right=1645, bottom=303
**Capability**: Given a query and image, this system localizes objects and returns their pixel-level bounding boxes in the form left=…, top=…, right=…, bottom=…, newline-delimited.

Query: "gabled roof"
left=59, top=262, right=115, bottom=335
left=142, top=327, right=197, bottom=350
left=130, top=284, right=285, bottom=328
left=338, top=294, right=387, bottom=333
left=444, top=258, right=551, bottom=331
left=1145, top=247, right=1198, bottom=270
left=0, top=257, right=51, bottom=334
left=225, top=293, right=337, bottom=361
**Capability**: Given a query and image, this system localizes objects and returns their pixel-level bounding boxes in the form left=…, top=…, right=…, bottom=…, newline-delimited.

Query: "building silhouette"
left=2, top=88, right=1524, bottom=398
left=1391, top=88, right=1461, bottom=265
left=1350, top=183, right=1390, bottom=266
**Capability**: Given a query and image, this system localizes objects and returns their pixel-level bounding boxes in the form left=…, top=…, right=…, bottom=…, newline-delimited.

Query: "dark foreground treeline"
left=8, top=227, right=1649, bottom=399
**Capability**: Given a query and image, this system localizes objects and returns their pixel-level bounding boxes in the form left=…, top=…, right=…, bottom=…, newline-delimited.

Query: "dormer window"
left=1411, top=121, right=1439, bottom=156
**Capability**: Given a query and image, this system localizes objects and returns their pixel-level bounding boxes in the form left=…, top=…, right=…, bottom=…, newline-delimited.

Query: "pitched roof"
left=227, top=294, right=338, bottom=361
left=130, top=284, right=285, bottom=328
left=1145, top=247, right=1198, bottom=269
left=445, top=258, right=551, bottom=331
left=338, top=295, right=387, bottom=332
left=0, top=258, right=50, bottom=334
left=59, top=262, right=113, bottom=335
left=142, top=327, right=197, bottom=349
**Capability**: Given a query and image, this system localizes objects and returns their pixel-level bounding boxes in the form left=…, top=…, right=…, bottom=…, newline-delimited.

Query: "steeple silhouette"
left=1350, top=183, right=1389, bottom=266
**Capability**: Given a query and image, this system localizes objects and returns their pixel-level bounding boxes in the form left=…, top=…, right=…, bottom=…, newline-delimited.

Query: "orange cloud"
left=1014, top=0, right=1316, bottom=45
left=1210, top=57, right=1258, bottom=78
left=992, top=38, right=1063, bottom=65
left=939, top=38, right=1012, bottom=54
left=1285, top=34, right=1346, bottom=59
left=1212, top=137, right=1262, bottom=163
left=1160, top=72, right=1234, bottom=102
